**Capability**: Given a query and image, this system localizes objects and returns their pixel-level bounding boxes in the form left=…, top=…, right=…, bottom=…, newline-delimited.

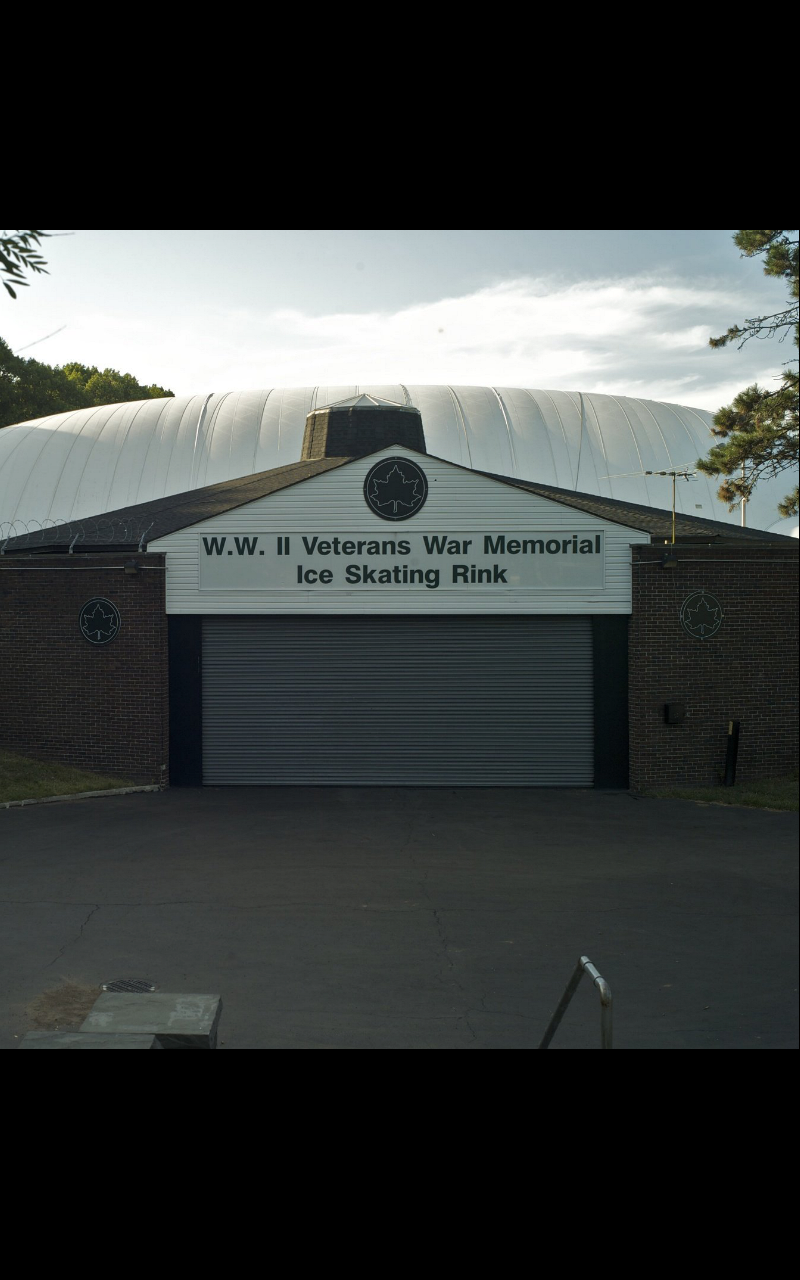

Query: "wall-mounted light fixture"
left=124, top=560, right=140, bottom=576
left=662, top=550, right=679, bottom=570
left=664, top=702, right=686, bottom=725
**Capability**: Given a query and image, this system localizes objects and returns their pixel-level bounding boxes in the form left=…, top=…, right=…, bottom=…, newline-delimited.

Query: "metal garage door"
left=202, top=616, right=593, bottom=786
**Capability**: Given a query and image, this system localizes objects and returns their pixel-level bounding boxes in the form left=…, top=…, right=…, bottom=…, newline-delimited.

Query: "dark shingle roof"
left=1, top=449, right=795, bottom=553
left=480, top=471, right=790, bottom=543
left=0, top=457, right=350, bottom=552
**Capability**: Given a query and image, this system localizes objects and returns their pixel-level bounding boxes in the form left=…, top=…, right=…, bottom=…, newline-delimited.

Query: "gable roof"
left=481, top=473, right=788, bottom=543
left=0, top=457, right=350, bottom=553
left=0, top=448, right=794, bottom=554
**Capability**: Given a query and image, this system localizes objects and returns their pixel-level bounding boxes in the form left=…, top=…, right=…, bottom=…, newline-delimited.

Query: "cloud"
left=35, top=274, right=788, bottom=411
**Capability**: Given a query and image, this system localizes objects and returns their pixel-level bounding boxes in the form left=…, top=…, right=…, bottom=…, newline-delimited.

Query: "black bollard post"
left=724, top=721, right=741, bottom=788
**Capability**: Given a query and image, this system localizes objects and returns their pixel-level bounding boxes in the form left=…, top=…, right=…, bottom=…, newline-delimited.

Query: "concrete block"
left=20, top=1032, right=162, bottom=1049
left=81, top=993, right=222, bottom=1049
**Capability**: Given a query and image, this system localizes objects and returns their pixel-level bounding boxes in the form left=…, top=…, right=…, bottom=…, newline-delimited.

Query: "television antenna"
left=603, top=469, right=699, bottom=544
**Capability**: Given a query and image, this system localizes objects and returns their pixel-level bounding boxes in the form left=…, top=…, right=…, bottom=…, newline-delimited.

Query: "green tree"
left=62, top=362, right=173, bottom=406
left=1, top=231, right=50, bottom=299
left=0, top=336, right=173, bottom=429
left=698, top=230, right=799, bottom=518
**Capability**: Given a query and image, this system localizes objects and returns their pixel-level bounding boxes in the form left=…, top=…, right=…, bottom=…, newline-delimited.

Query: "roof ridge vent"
left=323, top=393, right=413, bottom=411
left=301, top=401, right=426, bottom=460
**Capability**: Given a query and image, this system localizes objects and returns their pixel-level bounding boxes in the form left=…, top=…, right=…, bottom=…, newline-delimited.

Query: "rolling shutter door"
left=202, top=616, right=593, bottom=786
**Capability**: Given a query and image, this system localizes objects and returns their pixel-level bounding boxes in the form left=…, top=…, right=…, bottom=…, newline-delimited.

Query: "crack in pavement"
left=0, top=899, right=452, bottom=912
left=1, top=899, right=221, bottom=908
left=44, top=905, right=101, bottom=969
left=3, top=899, right=792, bottom=925
left=405, top=830, right=479, bottom=1043
left=461, top=1013, right=479, bottom=1042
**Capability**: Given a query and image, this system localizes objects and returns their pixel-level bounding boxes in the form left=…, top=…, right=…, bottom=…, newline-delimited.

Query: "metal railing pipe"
left=539, top=955, right=613, bottom=1050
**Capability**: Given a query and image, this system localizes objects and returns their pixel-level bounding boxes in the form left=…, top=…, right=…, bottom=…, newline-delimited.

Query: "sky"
left=2, top=229, right=794, bottom=411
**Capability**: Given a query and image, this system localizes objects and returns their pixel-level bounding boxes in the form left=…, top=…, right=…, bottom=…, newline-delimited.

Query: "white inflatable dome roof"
left=0, top=384, right=795, bottom=532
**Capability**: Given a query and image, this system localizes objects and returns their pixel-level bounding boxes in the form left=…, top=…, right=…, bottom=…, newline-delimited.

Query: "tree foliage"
left=1, top=231, right=50, bottom=299
left=0, top=336, right=173, bottom=429
left=698, top=230, right=799, bottom=517
left=61, top=362, right=172, bottom=407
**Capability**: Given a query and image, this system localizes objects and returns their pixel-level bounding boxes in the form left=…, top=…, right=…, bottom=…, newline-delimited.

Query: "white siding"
left=150, top=447, right=650, bottom=615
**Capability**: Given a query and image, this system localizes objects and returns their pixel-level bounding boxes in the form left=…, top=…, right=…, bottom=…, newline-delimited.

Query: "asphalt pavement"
left=1, top=787, right=797, bottom=1049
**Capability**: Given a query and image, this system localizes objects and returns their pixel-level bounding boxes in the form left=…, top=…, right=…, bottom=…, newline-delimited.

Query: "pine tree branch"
left=710, top=306, right=798, bottom=348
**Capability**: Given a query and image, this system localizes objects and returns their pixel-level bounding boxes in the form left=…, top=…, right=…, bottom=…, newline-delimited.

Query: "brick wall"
left=0, top=554, right=168, bottom=784
left=630, top=544, right=799, bottom=790
left=2, top=544, right=796, bottom=793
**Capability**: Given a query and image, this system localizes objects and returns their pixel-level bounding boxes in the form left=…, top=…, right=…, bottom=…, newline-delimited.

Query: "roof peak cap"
left=319, top=393, right=416, bottom=412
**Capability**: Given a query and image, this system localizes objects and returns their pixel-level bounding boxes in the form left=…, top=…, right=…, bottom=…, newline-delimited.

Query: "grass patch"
left=0, top=749, right=136, bottom=804
left=641, top=775, right=798, bottom=812
left=27, top=981, right=100, bottom=1032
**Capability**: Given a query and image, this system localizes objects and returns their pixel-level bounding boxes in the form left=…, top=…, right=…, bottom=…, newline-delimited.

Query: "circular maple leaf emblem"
left=80, top=598, right=121, bottom=645
left=680, top=592, right=724, bottom=640
left=364, top=457, right=429, bottom=522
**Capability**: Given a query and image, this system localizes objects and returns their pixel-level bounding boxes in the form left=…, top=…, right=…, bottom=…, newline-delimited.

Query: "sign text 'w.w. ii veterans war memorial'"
left=199, top=532, right=606, bottom=592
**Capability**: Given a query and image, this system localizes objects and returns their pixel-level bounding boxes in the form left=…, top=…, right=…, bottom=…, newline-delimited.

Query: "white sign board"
left=199, top=531, right=606, bottom=593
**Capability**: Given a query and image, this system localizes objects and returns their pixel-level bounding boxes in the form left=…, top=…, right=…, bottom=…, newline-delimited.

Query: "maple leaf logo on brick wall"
left=82, top=603, right=116, bottom=640
left=80, top=599, right=120, bottom=644
left=680, top=592, right=723, bottom=640
left=687, top=597, right=720, bottom=636
left=370, top=465, right=420, bottom=516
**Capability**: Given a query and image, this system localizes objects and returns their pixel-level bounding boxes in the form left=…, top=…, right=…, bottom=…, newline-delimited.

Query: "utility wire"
left=14, top=325, right=67, bottom=353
